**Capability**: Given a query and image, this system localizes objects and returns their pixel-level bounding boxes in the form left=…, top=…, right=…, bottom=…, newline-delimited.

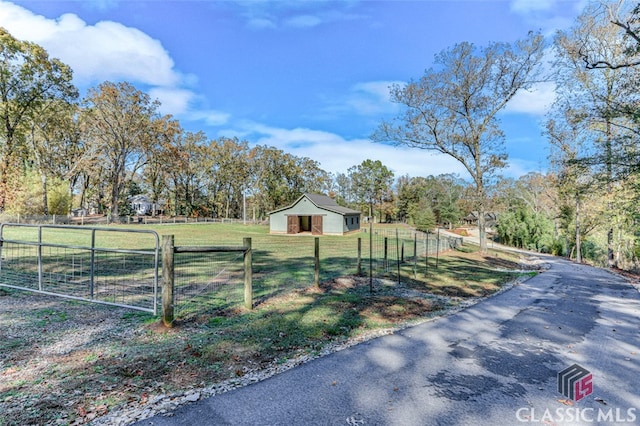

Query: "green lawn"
left=0, top=223, right=535, bottom=425
left=0, top=222, right=524, bottom=317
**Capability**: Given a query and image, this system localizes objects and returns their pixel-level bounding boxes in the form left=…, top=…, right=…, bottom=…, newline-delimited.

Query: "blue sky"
left=0, top=0, right=587, bottom=180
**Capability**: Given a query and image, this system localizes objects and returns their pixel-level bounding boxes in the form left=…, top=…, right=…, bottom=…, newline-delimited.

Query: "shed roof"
left=269, top=193, right=361, bottom=216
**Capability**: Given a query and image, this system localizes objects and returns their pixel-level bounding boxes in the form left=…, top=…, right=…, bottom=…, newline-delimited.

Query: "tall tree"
left=23, top=99, right=81, bottom=214
left=372, top=32, right=544, bottom=252
left=249, top=145, right=330, bottom=217
left=580, top=1, right=640, bottom=70
left=81, top=81, right=160, bottom=219
left=347, top=159, right=394, bottom=222
left=0, top=27, right=77, bottom=210
left=165, top=130, right=210, bottom=216
left=141, top=115, right=181, bottom=216
left=546, top=110, right=601, bottom=263
left=553, top=2, right=640, bottom=268
left=208, top=137, right=252, bottom=219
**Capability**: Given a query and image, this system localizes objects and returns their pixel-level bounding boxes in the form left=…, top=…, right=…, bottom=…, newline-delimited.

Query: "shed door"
left=311, top=215, right=323, bottom=235
left=287, top=216, right=299, bottom=234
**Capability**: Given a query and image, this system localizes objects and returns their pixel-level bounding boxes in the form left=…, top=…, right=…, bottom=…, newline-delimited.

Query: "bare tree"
left=372, top=32, right=544, bottom=252
left=553, top=2, right=640, bottom=268
left=579, top=1, right=640, bottom=70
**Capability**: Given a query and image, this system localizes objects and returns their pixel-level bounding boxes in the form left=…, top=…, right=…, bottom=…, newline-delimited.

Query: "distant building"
left=129, top=195, right=164, bottom=216
left=269, top=193, right=361, bottom=235
left=463, top=211, right=497, bottom=228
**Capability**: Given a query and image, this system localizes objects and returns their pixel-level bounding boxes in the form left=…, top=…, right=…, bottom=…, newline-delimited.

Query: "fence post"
left=243, top=237, right=253, bottom=310
left=37, top=226, right=43, bottom=291
left=162, top=235, right=175, bottom=327
left=424, top=234, right=429, bottom=277
left=396, top=229, right=401, bottom=286
left=436, top=228, right=440, bottom=269
left=384, top=237, right=388, bottom=272
left=413, top=235, right=417, bottom=279
left=314, top=237, right=320, bottom=287
left=357, top=237, right=362, bottom=276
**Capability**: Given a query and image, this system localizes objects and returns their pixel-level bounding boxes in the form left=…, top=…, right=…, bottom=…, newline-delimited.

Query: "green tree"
left=141, top=115, right=181, bottom=216
left=553, top=3, right=640, bottom=267
left=396, top=174, right=464, bottom=228
left=81, top=81, right=161, bottom=219
left=23, top=100, right=81, bottom=214
left=373, top=32, right=544, bottom=252
left=347, top=159, right=394, bottom=222
left=166, top=130, right=210, bottom=216
left=496, top=206, right=554, bottom=252
left=0, top=28, right=77, bottom=211
left=249, top=145, right=331, bottom=217
left=208, top=137, right=252, bottom=219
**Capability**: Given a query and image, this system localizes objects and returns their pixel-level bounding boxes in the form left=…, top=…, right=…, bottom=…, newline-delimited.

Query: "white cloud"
left=148, top=87, right=195, bottom=116
left=284, top=14, right=323, bottom=28
left=247, top=17, right=277, bottom=30
left=189, top=110, right=232, bottom=127
left=232, top=1, right=365, bottom=30
left=0, top=1, right=179, bottom=86
left=509, top=0, right=588, bottom=37
left=503, top=157, right=544, bottom=178
left=221, top=121, right=537, bottom=179
left=504, top=81, right=556, bottom=115
left=320, top=80, right=404, bottom=119
left=222, top=121, right=471, bottom=178
left=510, top=0, right=556, bottom=14
left=347, top=81, right=403, bottom=115
left=0, top=1, right=230, bottom=128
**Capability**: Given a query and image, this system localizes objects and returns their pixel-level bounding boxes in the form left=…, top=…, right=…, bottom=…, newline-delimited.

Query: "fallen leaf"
left=558, top=399, right=574, bottom=406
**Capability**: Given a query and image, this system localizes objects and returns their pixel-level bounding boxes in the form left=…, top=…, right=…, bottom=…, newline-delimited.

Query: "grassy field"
left=0, top=222, right=463, bottom=316
left=0, top=223, right=537, bottom=425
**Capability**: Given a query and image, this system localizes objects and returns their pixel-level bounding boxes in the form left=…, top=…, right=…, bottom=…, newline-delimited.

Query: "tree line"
left=373, top=1, right=640, bottom=269
left=3, top=0, right=640, bottom=270
left=0, top=26, right=466, bottom=225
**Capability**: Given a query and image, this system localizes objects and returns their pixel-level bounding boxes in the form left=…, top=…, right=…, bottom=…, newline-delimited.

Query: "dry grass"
left=0, top=245, right=537, bottom=426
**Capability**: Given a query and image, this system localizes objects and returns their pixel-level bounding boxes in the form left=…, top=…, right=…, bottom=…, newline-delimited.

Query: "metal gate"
left=0, top=224, right=160, bottom=314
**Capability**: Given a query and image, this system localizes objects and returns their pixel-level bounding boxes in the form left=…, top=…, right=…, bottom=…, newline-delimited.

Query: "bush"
left=5, top=171, right=71, bottom=215
left=412, top=206, right=436, bottom=233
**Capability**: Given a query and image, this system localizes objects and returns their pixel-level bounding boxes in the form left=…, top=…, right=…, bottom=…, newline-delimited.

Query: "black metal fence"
left=367, top=227, right=463, bottom=279
left=0, top=224, right=463, bottom=321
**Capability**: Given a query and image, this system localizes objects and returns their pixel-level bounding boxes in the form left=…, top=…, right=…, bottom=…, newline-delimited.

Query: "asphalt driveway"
left=134, top=256, right=640, bottom=426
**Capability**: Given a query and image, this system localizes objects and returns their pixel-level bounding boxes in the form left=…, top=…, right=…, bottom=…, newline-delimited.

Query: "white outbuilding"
left=269, top=193, right=361, bottom=235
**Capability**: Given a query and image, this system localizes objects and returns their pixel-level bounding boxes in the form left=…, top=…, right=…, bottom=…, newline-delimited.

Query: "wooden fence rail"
left=161, top=235, right=252, bottom=327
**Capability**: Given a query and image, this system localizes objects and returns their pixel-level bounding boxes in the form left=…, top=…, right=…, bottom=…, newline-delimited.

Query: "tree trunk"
left=478, top=208, right=487, bottom=253
left=110, top=179, right=121, bottom=220
left=575, top=194, right=582, bottom=264
left=41, top=173, right=48, bottom=216
left=605, top=119, right=616, bottom=269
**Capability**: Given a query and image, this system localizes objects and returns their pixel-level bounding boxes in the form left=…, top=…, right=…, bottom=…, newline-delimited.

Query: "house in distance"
left=269, top=193, right=361, bottom=235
